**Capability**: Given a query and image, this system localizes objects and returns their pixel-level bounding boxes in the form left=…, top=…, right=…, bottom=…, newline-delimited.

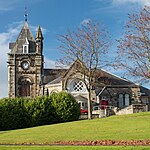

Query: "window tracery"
left=68, top=79, right=87, bottom=93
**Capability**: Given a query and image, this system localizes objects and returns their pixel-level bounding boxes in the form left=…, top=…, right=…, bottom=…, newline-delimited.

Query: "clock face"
left=22, top=61, right=29, bottom=70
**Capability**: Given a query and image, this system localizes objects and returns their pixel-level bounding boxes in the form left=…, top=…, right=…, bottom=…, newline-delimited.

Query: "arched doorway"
left=18, top=77, right=33, bottom=97
left=19, top=80, right=31, bottom=97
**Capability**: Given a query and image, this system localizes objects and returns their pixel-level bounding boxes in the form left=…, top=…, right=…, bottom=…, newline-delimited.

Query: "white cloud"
left=80, top=18, right=91, bottom=25
left=44, top=58, right=57, bottom=68
left=44, top=57, right=68, bottom=69
left=94, top=0, right=150, bottom=11
left=93, top=0, right=149, bottom=25
left=112, top=0, right=150, bottom=6
left=0, top=22, right=21, bottom=98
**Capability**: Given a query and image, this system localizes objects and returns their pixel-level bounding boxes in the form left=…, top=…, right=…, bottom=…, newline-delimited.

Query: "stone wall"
left=116, top=104, right=148, bottom=115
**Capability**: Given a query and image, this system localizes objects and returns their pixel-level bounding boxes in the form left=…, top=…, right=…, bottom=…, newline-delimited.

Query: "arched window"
left=24, top=46, right=27, bottom=53
left=68, top=79, right=87, bottom=93
left=23, top=45, right=29, bottom=53
left=23, top=38, right=29, bottom=53
left=118, top=93, right=130, bottom=108
left=125, top=94, right=130, bottom=106
left=119, top=94, right=124, bottom=108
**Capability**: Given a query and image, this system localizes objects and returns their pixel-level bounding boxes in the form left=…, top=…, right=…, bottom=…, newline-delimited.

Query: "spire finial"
left=36, top=25, right=43, bottom=40
left=24, top=7, right=28, bottom=22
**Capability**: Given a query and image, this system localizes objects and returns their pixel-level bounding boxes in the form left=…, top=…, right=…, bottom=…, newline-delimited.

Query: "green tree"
left=0, top=97, right=31, bottom=130
left=50, top=92, right=80, bottom=122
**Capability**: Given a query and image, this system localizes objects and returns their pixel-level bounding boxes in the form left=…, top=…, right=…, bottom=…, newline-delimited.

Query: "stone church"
left=8, top=20, right=150, bottom=111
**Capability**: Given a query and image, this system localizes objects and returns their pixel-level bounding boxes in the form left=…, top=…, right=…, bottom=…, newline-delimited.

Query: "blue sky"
left=0, top=0, right=150, bottom=98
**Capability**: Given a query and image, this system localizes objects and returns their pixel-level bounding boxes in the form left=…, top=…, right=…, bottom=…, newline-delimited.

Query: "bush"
left=0, top=92, right=80, bottom=131
left=0, top=97, right=31, bottom=130
left=25, top=96, right=56, bottom=126
left=50, top=92, right=80, bottom=122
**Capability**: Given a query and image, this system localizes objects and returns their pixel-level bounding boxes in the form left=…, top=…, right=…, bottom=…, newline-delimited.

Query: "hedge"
left=50, top=92, right=80, bottom=122
left=0, top=92, right=80, bottom=131
left=0, top=97, right=31, bottom=130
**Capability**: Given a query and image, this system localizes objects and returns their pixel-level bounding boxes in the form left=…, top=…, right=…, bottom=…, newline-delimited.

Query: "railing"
left=92, top=105, right=115, bottom=117
left=92, top=105, right=115, bottom=111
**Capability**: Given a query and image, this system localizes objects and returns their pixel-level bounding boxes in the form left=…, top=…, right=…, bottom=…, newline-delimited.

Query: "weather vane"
left=24, top=7, right=28, bottom=22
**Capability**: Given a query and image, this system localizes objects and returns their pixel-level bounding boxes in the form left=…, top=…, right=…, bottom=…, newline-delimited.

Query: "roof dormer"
left=23, top=37, right=29, bottom=53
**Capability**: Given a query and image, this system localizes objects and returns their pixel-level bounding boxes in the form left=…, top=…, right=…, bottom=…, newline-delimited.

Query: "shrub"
left=50, top=92, right=80, bottom=122
left=0, top=92, right=80, bottom=131
left=0, top=97, right=31, bottom=130
left=25, top=96, right=56, bottom=126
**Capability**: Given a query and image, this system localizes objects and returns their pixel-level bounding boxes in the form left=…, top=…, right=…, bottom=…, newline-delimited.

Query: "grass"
left=0, top=112, right=150, bottom=145
left=0, top=146, right=150, bottom=150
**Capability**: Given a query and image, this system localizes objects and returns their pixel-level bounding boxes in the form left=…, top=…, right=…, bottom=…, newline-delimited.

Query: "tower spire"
left=24, top=7, right=28, bottom=22
left=36, top=25, right=44, bottom=54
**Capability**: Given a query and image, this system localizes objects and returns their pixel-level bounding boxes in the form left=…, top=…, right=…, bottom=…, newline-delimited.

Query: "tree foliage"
left=50, top=92, right=80, bottom=122
left=25, top=96, right=56, bottom=126
left=115, top=6, right=150, bottom=83
left=0, top=92, right=80, bottom=131
left=0, top=97, right=31, bottom=130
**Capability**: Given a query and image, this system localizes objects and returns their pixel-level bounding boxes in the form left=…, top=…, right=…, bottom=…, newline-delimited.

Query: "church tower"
left=8, top=18, right=44, bottom=98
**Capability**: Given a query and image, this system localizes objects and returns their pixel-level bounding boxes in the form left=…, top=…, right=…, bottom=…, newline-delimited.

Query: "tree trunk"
left=88, top=90, right=92, bottom=119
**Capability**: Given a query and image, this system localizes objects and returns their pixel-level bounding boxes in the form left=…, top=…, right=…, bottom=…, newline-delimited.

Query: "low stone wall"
left=79, top=114, right=102, bottom=119
left=116, top=104, right=148, bottom=115
left=116, top=105, right=133, bottom=115
left=79, top=114, right=88, bottom=119
left=80, top=104, right=148, bottom=119
left=132, top=104, right=148, bottom=113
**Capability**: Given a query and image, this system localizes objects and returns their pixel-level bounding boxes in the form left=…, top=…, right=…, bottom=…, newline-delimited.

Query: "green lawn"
left=0, top=112, right=150, bottom=145
left=0, top=146, right=150, bottom=150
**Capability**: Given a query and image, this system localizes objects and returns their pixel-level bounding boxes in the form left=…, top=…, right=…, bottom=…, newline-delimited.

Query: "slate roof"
left=46, top=76, right=63, bottom=85
left=9, top=21, right=36, bottom=53
left=140, top=86, right=150, bottom=96
left=75, top=95, right=88, bottom=101
left=43, top=69, right=67, bottom=85
left=97, top=69, right=136, bottom=87
left=93, top=70, right=150, bottom=96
